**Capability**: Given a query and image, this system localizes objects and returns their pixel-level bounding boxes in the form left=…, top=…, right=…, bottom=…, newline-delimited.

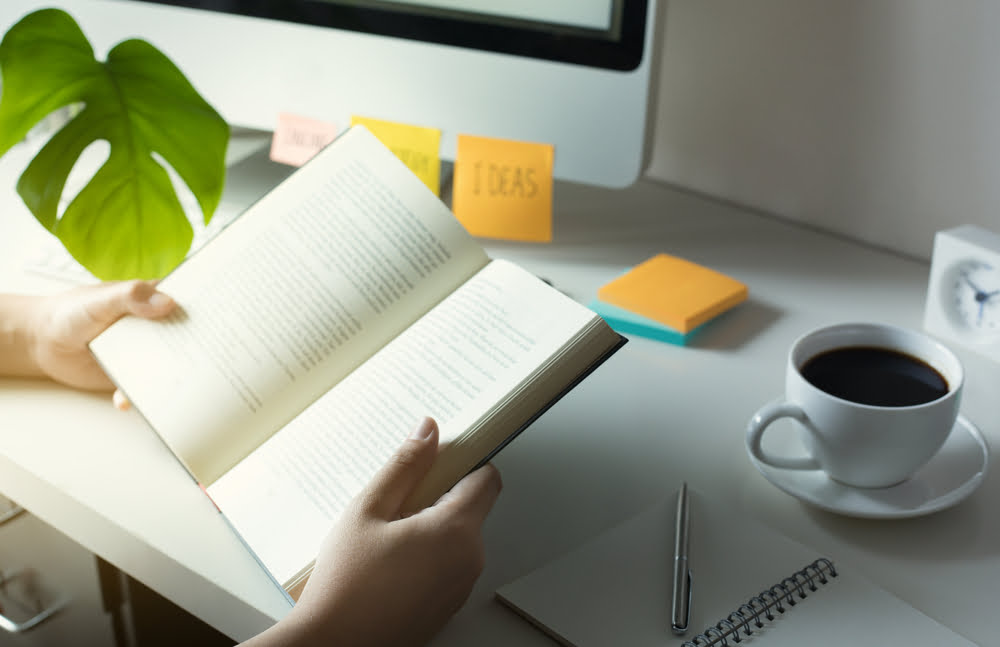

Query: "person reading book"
left=85, top=126, right=622, bottom=600
left=0, top=278, right=503, bottom=647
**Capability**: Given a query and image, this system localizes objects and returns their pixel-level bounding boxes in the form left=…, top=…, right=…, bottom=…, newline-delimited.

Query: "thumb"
left=86, top=280, right=176, bottom=323
left=70, top=280, right=176, bottom=342
left=358, top=417, right=439, bottom=520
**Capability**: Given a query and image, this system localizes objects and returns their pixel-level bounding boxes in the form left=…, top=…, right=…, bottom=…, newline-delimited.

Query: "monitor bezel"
left=122, top=0, right=649, bottom=71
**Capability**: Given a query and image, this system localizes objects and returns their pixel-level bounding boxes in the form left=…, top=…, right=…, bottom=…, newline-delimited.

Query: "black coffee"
left=801, top=346, right=948, bottom=407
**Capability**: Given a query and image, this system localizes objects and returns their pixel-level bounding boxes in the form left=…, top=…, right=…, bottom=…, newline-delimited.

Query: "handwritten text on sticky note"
left=452, top=134, right=554, bottom=242
left=270, top=113, right=339, bottom=167
left=351, top=115, right=441, bottom=195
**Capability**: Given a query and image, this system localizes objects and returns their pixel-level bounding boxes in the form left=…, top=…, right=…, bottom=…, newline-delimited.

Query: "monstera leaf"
left=0, top=8, right=229, bottom=279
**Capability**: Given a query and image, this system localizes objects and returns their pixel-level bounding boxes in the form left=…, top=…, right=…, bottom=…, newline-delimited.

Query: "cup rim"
left=789, top=321, right=964, bottom=410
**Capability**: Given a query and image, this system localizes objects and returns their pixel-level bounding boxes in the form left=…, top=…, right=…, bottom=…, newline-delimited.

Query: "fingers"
left=125, top=281, right=176, bottom=319
left=112, top=390, right=131, bottom=411
left=69, top=280, right=175, bottom=342
left=88, top=280, right=176, bottom=322
left=431, top=463, right=503, bottom=528
left=358, top=417, right=439, bottom=519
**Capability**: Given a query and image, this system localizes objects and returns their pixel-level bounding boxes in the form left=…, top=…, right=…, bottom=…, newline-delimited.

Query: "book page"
left=90, top=127, right=488, bottom=485
left=207, top=259, right=604, bottom=587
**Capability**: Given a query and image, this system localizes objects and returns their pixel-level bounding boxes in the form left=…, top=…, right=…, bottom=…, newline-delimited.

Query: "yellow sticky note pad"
left=597, top=254, right=748, bottom=333
left=351, top=116, right=441, bottom=195
left=452, top=134, right=553, bottom=242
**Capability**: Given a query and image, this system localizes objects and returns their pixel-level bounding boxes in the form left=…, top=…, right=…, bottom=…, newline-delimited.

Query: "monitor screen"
left=0, top=0, right=660, bottom=187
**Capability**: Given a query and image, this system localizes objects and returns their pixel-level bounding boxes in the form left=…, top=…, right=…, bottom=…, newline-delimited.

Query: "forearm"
left=238, top=607, right=322, bottom=647
left=0, top=293, right=43, bottom=377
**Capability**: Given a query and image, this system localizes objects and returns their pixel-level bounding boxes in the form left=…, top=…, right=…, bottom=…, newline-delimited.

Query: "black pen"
left=671, top=482, right=692, bottom=634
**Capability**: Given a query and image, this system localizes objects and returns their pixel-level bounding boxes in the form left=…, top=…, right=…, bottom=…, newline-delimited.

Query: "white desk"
left=0, top=139, right=996, bottom=645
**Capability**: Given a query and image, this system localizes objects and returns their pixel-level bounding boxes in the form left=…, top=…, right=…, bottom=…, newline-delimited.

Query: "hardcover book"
left=90, top=126, right=624, bottom=600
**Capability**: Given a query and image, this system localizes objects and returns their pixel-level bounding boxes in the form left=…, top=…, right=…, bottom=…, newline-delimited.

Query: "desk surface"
left=0, top=139, right=996, bottom=645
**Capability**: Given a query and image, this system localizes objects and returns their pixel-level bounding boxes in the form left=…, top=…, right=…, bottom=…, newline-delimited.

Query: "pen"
left=671, top=482, right=692, bottom=634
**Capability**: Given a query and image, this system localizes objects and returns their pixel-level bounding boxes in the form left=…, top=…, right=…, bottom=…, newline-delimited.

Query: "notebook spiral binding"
left=681, top=558, right=838, bottom=647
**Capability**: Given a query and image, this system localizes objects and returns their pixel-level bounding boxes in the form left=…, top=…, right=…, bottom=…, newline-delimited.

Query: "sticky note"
left=452, top=134, right=554, bottom=242
left=597, top=254, right=748, bottom=333
left=351, top=115, right=442, bottom=195
left=270, top=113, right=339, bottom=167
left=589, top=299, right=700, bottom=345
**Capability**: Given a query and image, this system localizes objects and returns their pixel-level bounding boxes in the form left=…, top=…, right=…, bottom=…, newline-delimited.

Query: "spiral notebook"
left=496, top=489, right=973, bottom=646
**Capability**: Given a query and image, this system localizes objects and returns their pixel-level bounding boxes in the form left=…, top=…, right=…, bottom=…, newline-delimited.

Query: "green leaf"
left=0, top=8, right=229, bottom=279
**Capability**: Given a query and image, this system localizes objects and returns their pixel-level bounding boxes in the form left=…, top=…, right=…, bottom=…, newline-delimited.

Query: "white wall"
left=646, top=0, right=1000, bottom=260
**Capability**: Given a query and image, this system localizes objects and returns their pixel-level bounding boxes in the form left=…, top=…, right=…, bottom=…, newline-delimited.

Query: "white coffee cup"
left=745, top=322, right=964, bottom=488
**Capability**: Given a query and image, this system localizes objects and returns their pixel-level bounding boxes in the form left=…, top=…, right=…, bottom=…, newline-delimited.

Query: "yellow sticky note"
left=351, top=116, right=441, bottom=195
left=597, top=254, right=748, bottom=333
left=270, top=113, right=339, bottom=167
left=452, top=134, right=554, bottom=242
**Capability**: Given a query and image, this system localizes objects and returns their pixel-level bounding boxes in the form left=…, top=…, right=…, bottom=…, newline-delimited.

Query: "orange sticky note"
left=597, top=254, right=748, bottom=333
left=452, top=134, right=553, bottom=242
left=270, top=113, right=340, bottom=167
left=351, top=115, right=442, bottom=195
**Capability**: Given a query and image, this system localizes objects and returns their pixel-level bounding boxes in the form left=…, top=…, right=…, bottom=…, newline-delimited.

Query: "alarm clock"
left=923, top=224, right=1000, bottom=362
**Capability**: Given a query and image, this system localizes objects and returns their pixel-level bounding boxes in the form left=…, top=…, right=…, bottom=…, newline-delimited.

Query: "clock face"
left=942, top=259, right=1000, bottom=337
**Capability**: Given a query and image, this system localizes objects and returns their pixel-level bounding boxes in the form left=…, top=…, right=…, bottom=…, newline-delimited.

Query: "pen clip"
left=672, top=569, right=692, bottom=634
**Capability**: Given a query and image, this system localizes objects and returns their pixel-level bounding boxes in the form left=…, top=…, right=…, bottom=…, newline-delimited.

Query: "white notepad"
left=496, top=489, right=973, bottom=646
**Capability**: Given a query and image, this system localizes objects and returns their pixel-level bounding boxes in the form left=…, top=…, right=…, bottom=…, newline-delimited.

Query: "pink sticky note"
left=269, top=113, right=340, bottom=167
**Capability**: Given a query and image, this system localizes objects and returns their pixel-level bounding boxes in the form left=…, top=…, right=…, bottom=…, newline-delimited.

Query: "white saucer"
left=747, top=413, right=989, bottom=519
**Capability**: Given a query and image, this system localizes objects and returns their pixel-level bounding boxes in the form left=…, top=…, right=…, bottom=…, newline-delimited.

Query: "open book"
left=90, top=126, right=624, bottom=600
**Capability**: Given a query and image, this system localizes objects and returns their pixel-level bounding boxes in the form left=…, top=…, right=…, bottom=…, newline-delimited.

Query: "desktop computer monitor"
left=0, top=0, right=660, bottom=188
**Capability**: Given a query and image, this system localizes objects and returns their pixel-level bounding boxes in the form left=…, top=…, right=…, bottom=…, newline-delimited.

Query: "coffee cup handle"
left=745, top=400, right=822, bottom=471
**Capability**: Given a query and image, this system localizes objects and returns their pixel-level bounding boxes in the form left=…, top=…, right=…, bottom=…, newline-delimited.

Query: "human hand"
left=29, top=280, right=175, bottom=393
left=244, top=417, right=503, bottom=647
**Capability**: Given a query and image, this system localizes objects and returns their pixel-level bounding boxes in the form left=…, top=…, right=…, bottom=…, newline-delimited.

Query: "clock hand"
left=975, top=289, right=999, bottom=326
left=965, top=286, right=997, bottom=327
left=974, top=288, right=999, bottom=304
left=962, top=274, right=986, bottom=295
